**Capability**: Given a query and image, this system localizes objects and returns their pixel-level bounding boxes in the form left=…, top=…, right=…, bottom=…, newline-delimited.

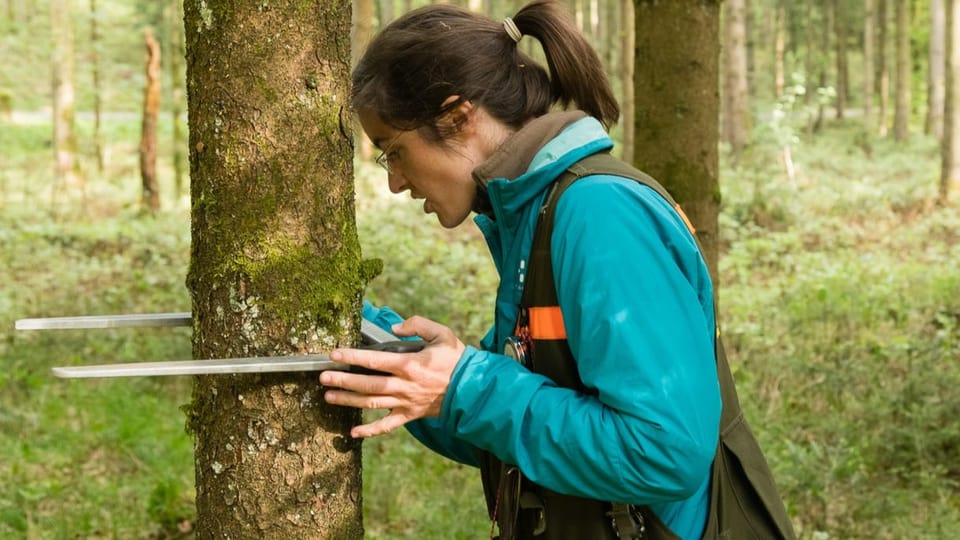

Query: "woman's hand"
left=319, top=316, right=465, bottom=438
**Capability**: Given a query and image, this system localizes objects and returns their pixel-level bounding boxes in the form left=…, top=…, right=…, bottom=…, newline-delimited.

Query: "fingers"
left=350, top=412, right=410, bottom=438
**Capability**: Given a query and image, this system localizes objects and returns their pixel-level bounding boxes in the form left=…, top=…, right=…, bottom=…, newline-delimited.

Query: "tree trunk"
left=864, top=0, right=875, bottom=130
left=833, top=0, right=847, bottom=119
left=814, top=0, right=831, bottom=132
left=183, top=1, right=366, bottom=538
left=50, top=0, right=82, bottom=192
left=942, top=0, right=960, bottom=203
left=620, top=0, right=634, bottom=165
left=353, top=0, right=374, bottom=161
left=633, top=0, right=721, bottom=290
left=893, top=0, right=910, bottom=140
left=140, top=27, right=161, bottom=213
left=378, top=0, right=393, bottom=27
left=168, top=0, right=186, bottom=200
left=723, top=0, right=750, bottom=157
left=929, top=0, right=947, bottom=139
left=773, top=0, right=785, bottom=99
left=804, top=1, right=816, bottom=106
left=878, top=0, right=890, bottom=135
left=90, top=0, right=103, bottom=173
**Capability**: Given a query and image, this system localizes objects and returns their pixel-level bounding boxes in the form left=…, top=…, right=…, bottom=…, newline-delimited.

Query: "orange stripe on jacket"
left=675, top=204, right=696, bottom=235
left=528, top=306, right=567, bottom=340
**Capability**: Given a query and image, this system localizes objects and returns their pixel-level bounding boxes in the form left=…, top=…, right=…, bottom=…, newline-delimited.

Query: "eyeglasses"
left=374, top=133, right=402, bottom=174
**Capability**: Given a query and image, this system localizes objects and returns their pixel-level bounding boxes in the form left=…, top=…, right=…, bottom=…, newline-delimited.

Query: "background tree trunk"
left=893, top=0, right=910, bottom=140
left=942, top=0, right=960, bottom=203
left=353, top=0, right=374, bottom=161
left=878, top=0, right=890, bottom=135
left=805, top=1, right=816, bottom=106
left=633, top=0, right=721, bottom=290
left=834, top=0, right=848, bottom=119
left=773, top=0, right=785, bottom=99
left=929, top=0, right=947, bottom=139
left=814, top=0, right=831, bottom=132
left=864, top=0, right=875, bottom=130
left=620, top=0, right=634, bottom=164
left=723, top=0, right=751, bottom=157
left=50, top=0, right=82, bottom=194
left=183, top=1, right=366, bottom=537
left=140, top=27, right=160, bottom=213
left=168, top=0, right=186, bottom=200
left=89, top=0, right=103, bottom=174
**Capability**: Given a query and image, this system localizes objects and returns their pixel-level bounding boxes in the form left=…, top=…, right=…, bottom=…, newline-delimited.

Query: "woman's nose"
left=387, top=170, right=407, bottom=194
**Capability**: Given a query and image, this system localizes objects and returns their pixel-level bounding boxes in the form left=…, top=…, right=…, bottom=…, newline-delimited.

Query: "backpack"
left=479, top=151, right=797, bottom=540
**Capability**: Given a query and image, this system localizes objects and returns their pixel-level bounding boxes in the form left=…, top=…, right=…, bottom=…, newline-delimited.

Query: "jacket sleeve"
left=361, top=300, right=481, bottom=466
left=440, top=176, right=721, bottom=505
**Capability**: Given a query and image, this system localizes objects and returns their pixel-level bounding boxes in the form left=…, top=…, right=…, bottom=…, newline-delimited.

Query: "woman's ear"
left=437, top=96, right=475, bottom=136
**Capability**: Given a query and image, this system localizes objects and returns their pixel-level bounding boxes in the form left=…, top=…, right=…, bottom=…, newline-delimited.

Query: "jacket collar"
left=472, top=112, right=613, bottom=231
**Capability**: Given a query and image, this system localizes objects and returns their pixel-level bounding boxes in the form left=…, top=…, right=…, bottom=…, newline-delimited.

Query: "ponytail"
left=352, top=0, right=619, bottom=137
left=512, top=0, right=620, bottom=128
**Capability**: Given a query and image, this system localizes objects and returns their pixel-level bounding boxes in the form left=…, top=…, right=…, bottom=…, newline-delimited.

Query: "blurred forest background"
left=1, top=0, right=959, bottom=538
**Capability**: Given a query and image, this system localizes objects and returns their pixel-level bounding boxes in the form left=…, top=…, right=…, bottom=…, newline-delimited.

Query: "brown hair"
left=351, top=0, right=619, bottom=141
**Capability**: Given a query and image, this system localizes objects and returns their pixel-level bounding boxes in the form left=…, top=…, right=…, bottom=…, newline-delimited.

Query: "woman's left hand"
left=319, top=315, right=465, bottom=438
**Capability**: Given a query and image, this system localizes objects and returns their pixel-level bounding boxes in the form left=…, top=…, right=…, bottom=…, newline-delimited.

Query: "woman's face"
left=358, top=108, right=485, bottom=229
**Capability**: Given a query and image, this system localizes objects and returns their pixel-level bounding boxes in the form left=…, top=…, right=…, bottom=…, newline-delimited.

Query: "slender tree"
left=633, top=0, right=721, bottom=288
left=929, top=0, right=947, bottom=139
left=50, top=0, right=82, bottom=196
left=893, top=0, right=910, bottom=140
left=723, top=0, right=751, bottom=157
left=353, top=0, right=374, bottom=160
left=834, top=0, right=848, bottom=119
left=942, top=0, right=960, bottom=203
left=184, top=1, right=366, bottom=537
left=168, top=0, right=186, bottom=200
left=865, top=0, right=876, bottom=129
left=620, top=0, right=634, bottom=164
left=140, top=27, right=161, bottom=213
left=90, top=0, right=103, bottom=173
left=805, top=1, right=816, bottom=106
left=814, top=0, right=832, bottom=131
left=773, top=0, right=785, bottom=99
left=878, top=0, right=890, bottom=135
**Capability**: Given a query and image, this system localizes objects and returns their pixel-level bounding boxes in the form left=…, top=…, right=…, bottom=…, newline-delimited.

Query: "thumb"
left=392, top=315, right=448, bottom=343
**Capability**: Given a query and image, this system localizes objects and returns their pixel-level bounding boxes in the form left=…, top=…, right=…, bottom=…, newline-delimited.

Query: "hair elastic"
left=503, top=17, right=522, bottom=43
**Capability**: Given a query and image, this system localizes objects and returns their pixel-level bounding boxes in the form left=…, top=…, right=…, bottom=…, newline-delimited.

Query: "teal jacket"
left=364, top=115, right=721, bottom=540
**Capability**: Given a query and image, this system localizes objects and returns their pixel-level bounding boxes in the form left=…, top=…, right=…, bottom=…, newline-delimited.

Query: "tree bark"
left=723, top=0, right=750, bottom=157
left=633, top=0, right=721, bottom=290
left=893, top=0, right=911, bottom=140
left=140, top=27, right=161, bottom=213
left=929, top=0, right=947, bottom=139
left=942, top=0, right=960, bottom=203
left=183, top=1, right=367, bottom=538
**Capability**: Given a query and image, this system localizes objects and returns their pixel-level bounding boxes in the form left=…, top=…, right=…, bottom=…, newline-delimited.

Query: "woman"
left=319, top=2, right=721, bottom=538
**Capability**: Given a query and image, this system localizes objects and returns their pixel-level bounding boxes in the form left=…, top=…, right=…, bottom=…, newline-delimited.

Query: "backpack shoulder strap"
left=529, top=151, right=797, bottom=540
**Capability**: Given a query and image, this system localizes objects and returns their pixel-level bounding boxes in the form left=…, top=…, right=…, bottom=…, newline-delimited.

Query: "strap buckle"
left=608, top=503, right=645, bottom=539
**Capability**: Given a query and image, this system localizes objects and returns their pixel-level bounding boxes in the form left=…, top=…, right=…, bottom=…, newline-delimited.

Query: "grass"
left=2, top=102, right=959, bottom=539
